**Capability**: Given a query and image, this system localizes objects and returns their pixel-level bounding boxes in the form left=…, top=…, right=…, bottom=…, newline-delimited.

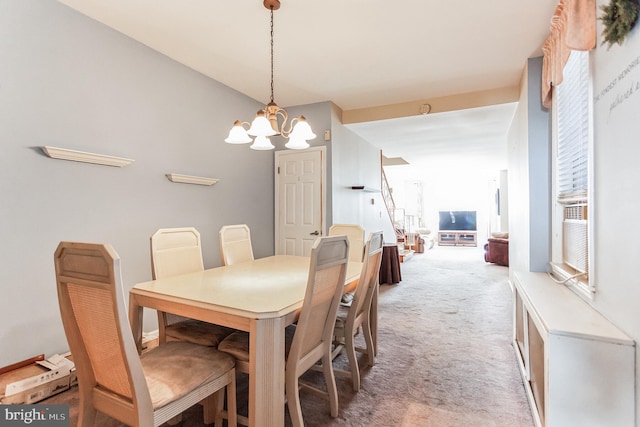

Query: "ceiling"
left=350, top=102, right=518, bottom=171
left=57, top=0, right=557, bottom=170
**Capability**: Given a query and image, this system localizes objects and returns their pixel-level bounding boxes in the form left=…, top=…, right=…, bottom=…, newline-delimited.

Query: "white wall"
left=510, top=4, right=640, bottom=415
left=507, top=67, right=529, bottom=272
left=508, top=57, right=551, bottom=274
left=330, top=105, right=394, bottom=242
left=590, top=0, right=640, bottom=414
left=525, top=57, right=552, bottom=273
left=498, top=169, right=509, bottom=232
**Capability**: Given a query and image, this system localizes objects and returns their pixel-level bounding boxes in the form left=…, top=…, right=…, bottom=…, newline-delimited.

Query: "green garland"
left=600, top=0, right=640, bottom=47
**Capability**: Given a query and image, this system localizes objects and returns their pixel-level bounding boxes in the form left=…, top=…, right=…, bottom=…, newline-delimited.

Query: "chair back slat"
left=329, top=224, right=365, bottom=262
left=150, top=227, right=204, bottom=279
left=219, top=224, right=254, bottom=266
left=351, top=231, right=384, bottom=320
left=67, top=282, right=132, bottom=398
left=151, top=228, right=205, bottom=330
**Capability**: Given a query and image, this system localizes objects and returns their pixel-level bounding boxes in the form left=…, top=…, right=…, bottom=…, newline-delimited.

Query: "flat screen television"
left=439, top=211, right=477, bottom=231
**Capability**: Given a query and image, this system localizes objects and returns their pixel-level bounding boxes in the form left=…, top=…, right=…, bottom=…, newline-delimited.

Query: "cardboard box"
left=0, top=354, right=74, bottom=405
left=0, top=331, right=157, bottom=404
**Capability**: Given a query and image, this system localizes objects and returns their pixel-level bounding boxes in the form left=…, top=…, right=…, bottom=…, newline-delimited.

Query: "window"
left=551, top=49, right=593, bottom=296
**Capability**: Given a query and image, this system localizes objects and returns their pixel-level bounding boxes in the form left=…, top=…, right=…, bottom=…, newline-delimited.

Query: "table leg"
left=249, top=317, right=286, bottom=427
left=128, top=295, right=144, bottom=354
left=371, top=285, right=378, bottom=355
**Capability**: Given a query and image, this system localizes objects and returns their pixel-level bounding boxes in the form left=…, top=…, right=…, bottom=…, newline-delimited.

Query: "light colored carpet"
left=44, top=245, right=534, bottom=426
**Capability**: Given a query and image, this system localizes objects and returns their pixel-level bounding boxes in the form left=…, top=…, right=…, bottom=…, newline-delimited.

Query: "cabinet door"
left=527, top=314, right=545, bottom=426
left=547, top=334, right=635, bottom=427
left=514, top=291, right=526, bottom=364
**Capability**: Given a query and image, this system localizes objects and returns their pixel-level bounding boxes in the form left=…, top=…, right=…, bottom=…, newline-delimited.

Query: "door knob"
left=310, top=230, right=320, bottom=236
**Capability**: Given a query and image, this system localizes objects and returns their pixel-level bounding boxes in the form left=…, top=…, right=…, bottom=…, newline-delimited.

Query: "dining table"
left=128, top=255, right=363, bottom=427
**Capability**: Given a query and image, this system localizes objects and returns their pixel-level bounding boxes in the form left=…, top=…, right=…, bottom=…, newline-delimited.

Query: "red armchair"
left=484, top=237, right=509, bottom=266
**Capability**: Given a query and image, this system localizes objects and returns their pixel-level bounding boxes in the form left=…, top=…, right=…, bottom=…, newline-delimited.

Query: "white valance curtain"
left=541, top=0, right=597, bottom=108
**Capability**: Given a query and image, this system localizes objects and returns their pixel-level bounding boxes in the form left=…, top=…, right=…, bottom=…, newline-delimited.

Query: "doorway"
left=274, top=147, right=326, bottom=256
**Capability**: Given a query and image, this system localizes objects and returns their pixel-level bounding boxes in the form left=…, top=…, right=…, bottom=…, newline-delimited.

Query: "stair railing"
left=381, top=165, right=396, bottom=228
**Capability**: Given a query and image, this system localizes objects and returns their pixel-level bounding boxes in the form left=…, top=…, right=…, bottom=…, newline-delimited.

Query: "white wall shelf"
left=41, top=146, right=134, bottom=167
left=350, top=186, right=380, bottom=192
left=165, top=173, right=219, bottom=186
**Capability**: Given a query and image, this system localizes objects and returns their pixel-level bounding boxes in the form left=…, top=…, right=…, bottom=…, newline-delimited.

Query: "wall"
left=507, top=66, right=529, bottom=272
left=590, top=0, right=640, bottom=414
left=508, top=57, right=551, bottom=274
left=330, top=105, right=393, bottom=242
left=383, top=164, right=502, bottom=246
left=498, top=170, right=509, bottom=232
left=485, top=169, right=508, bottom=236
left=0, top=0, right=274, bottom=366
left=510, top=4, right=640, bottom=416
left=526, top=57, right=552, bottom=272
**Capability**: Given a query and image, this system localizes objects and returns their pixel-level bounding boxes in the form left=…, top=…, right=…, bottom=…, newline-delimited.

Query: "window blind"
left=555, top=49, right=590, bottom=281
left=556, top=50, right=589, bottom=202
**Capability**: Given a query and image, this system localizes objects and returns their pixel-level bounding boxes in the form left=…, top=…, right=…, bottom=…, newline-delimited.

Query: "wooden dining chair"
left=215, top=224, right=258, bottom=425
left=151, top=227, right=234, bottom=346
left=54, top=241, right=237, bottom=427
left=332, top=230, right=384, bottom=392
left=216, top=224, right=256, bottom=367
left=329, top=223, right=365, bottom=306
left=219, top=224, right=254, bottom=266
left=218, top=236, right=349, bottom=427
left=329, top=223, right=365, bottom=262
left=286, top=235, right=349, bottom=427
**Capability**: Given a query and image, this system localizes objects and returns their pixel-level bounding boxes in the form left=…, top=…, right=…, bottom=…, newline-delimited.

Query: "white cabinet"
left=511, top=271, right=635, bottom=427
left=437, top=231, right=477, bottom=246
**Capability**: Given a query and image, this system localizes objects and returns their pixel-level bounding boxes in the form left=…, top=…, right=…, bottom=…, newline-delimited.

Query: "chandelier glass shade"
left=224, top=0, right=316, bottom=150
left=250, top=135, right=275, bottom=150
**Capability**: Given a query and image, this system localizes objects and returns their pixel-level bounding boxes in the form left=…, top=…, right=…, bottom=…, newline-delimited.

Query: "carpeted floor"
left=44, top=245, right=534, bottom=426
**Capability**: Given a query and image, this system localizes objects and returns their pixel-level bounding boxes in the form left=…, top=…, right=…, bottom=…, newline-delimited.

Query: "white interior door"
left=275, top=147, right=325, bottom=256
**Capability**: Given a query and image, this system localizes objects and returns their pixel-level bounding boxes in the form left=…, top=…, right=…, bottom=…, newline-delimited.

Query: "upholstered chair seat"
left=164, top=319, right=234, bottom=347
left=141, top=341, right=235, bottom=409
left=333, top=306, right=350, bottom=330
left=218, top=327, right=296, bottom=364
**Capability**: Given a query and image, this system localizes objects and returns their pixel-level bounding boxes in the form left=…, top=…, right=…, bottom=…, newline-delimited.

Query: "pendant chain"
left=270, top=7, right=275, bottom=104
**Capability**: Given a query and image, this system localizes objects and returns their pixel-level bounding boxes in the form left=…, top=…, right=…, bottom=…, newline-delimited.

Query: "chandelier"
left=225, top=0, right=316, bottom=150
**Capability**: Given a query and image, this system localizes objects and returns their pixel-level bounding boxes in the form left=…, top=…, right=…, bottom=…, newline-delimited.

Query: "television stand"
left=438, top=231, right=477, bottom=247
